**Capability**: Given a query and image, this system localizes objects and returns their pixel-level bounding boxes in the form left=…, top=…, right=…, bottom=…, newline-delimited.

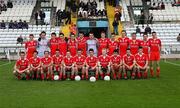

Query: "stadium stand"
left=0, top=0, right=37, bottom=22
left=125, top=23, right=180, bottom=52
left=120, top=0, right=130, bottom=22
left=149, top=0, right=180, bottom=21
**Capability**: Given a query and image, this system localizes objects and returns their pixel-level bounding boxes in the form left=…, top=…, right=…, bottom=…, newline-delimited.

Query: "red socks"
left=41, top=73, right=44, bottom=80
left=113, top=73, right=116, bottom=79
left=137, top=72, right=141, bottom=79
left=150, top=68, right=154, bottom=77
left=143, top=71, right=148, bottom=79
left=156, top=68, right=160, bottom=78
left=51, top=74, right=54, bottom=80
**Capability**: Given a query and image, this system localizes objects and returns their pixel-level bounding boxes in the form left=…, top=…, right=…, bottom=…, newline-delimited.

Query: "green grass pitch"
left=0, top=60, right=180, bottom=108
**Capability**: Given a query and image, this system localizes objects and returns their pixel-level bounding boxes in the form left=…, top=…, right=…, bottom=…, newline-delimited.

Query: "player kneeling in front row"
left=123, top=48, right=136, bottom=80
left=74, top=49, right=86, bottom=80
left=63, top=51, right=75, bottom=80
left=29, top=51, right=41, bottom=79
left=135, top=47, right=149, bottom=79
left=110, top=49, right=123, bottom=80
left=52, top=49, right=63, bottom=80
left=13, top=52, right=30, bottom=80
left=98, top=48, right=111, bottom=79
left=85, top=49, right=99, bottom=79
left=41, top=51, right=53, bottom=80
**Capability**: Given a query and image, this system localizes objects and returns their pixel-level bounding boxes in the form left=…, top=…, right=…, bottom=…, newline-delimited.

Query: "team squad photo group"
left=13, top=30, right=161, bottom=81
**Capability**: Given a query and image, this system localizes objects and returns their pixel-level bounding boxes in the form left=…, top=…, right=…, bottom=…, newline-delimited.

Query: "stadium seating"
left=0, top=25, right=60, bottom=53
left=47, top=0, right=66, bottom=11
left=120, top=0, right=130, bottom=22
left=0, top=0, right=37, bottom=22
left=149, top=1, right=180, bottom=21
left=125, top=23, right=180, bottom=51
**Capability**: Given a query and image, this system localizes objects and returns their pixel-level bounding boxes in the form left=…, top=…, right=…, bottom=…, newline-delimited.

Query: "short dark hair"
left=59, top=33, right=64, bottom=36
left=29, top=34, right=34, bottom=37
left=152, top=31, right=156, bottom=34
left=41, top=31, right=46, bottom=35
left=114, top=49, right=119, bottom=53
left=20, top=51, right=25, bottom=55
left=126, top=48, right=130, bottom=50
left=55, top=49, right=60, bottom=52
left=79, top=32, right=84, bottom=34
left=33, top=51, right=38, bottom=54
left=139, top=46, right=143, bottom=49
left=89, top=49, right=94, bottom=52
left=77, top=49, right=82, bottom=51
left=131, top=32, right=136, bottom=35
left=51, top=32, right=56, bottom=36
left=44, top=51, right=49, bottom=54
left=111, top=33, right=115, bottom=35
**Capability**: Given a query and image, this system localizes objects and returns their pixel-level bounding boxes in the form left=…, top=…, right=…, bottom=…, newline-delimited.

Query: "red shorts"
left=125, top=66, right=134, bottom=71
left=150, top=52, right=160, bottom=61
left=112, top=65, right=120, bottom=71
left=53, top=66, right=61, bottom=71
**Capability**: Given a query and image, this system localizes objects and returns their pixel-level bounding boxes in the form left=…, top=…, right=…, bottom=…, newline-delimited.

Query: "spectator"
left=145, top=25, right=151, bottom=34
left=0, top=20, right=6, bottom=29
left=141, top=25, right=145, bottom=34
left=69, top=23, right=77, bottom=35
left=2, top=3, right=7, bottom=11
left=16, top=35, right=23, bottom=45
left=136, top=26, right=141, bottom=34
left=35, top=11, right=39, bottom=25
left=9, top=20, right=14, bottom=29
left=139, top=12, right=145, bottom=25
left=161, top=2, right=165, bottom=9
left=13, top=21, right=18, bottom=29
left=65, top=10, right=71, bottom=25
left=148, top=13, right=153, bottom=24
left=112, top=18, right=119, bottom=35
left=39, top=10, right=45, bottom=25
left=23, top=21, right=28, bottom=29
left=177, top=33, right=180, bottom=42
left=71, top=1, right=77, bottom=18
left=7, top=0, right=13, bottom=8
left=18, top=19, right=23, bottom=29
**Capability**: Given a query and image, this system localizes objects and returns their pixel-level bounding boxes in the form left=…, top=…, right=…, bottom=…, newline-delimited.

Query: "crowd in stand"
left=0, top=0, right=13, bottom=14
left=136, top=25, right=152, bottom=35
left=35, top=10, right=46, bottom=25
left=56, top=9, right=71, bottom=26
left=78, top=0, right=107, bottom=18
left=149, top=2, right=165, bottom=10
left=0, top=19, right=28, bottom=29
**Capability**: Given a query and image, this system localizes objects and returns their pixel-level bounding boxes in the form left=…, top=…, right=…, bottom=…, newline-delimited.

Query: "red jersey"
left=139, top=40, right=150, bottom=54
left=49, top=38, right=59, bottom=56
left=98, top=38, right=109, bottom=56
left=98, top=55, right=111, bottom=67
left=74, top=55, right=86, bottom=65
left=111, top=55, right=122, bottom=65
left=63, top=56, right=74, bottom=66
left=16, top=58, right=29, bottom=71
left=86, top=56, right=98, bottom=67
left=118, top=37, right=129, bottom=56
left=77, top=37, right=87, bottom=56
left=129, top=39, right=140, bottom=55
left=25, top=40, right=37, bottom=59
left=58, top=38, right=67, bottom=56
left=135, top=53, right=148, bottom=67
left=52, top=55, right=63, bottom=66
left=108, top=40, right=118, bottom=56
left=41, top=57, right=52, bottom=65
left=68, top=39, right=77, bottom=56
left=29, top=57, right=41, bottom=68
left=149, top=38, right=161, bottom=52
left=123, top=54, right=135, bottom=66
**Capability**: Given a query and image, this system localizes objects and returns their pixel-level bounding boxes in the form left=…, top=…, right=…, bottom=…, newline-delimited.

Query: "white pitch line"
left=0, top=62, right=11, bottom=67
left=164, top=61, right=180, bottom=67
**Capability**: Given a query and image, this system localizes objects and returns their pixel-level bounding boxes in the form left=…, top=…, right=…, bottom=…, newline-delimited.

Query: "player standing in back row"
left=149, top=32, right=161, bottom=78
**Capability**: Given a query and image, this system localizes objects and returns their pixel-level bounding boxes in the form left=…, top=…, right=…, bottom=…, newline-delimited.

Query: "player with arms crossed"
left=98, top=48, right=111, bottom=79
left=149, top=32, right=161, bottom=78
left=52, top=49, right=63, bottom=80
left=135, top=47, right=149, bottom=79
left=110, top=49, right=123, bottom=80
left=74, top=49, right=86, bottom=79
left=29, top=51, right=41, bottom=79
left=41, top=51, right=53, bottom=80
left=123, top=48, right=136, bottom=80
left=25, top=34, right=37, bottom=59
left=85, top=49, right=99, bottom=79
left=118, top=30, right=129, bottom=56
left=13, top=52, right=30, bottom=80
left=63, top=51, right=75, bottom=80
left=49, top=32, right=58, bottom=56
